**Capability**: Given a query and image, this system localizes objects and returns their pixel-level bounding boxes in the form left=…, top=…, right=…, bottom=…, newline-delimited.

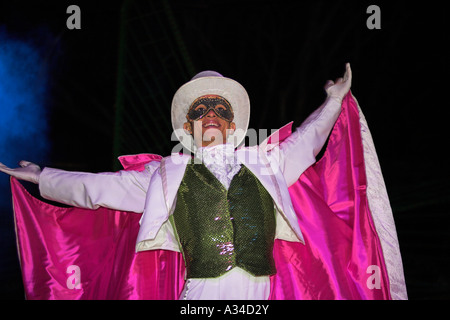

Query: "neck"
left=197, top=142, right=234, bottom=152
left=200, top=138, right=228, bottom=148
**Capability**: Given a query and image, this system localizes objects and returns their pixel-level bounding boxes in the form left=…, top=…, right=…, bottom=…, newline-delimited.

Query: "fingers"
left=0, top=162, right=11, bottom=170
left=344, top=62, right=352, bottom=82
left=336, top=63, right=352, bottom=85
left=19, top=160, right=32, bottom=167
left=324, top=80, right=334, bottom=90
left=0, top=161, right=41, bottom=183
left=0, top=161, right=37, bottom=174
left=0, top=162, right=13, bottom=175
left=325, top=63, right=353, bottom=97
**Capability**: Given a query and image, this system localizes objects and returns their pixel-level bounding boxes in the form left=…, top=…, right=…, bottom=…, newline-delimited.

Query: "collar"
left=194, top=143, right=237, bottom=166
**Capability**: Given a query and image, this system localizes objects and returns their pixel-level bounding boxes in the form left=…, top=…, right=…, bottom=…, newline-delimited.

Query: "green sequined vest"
left=172, top=163, right=277, bottom=279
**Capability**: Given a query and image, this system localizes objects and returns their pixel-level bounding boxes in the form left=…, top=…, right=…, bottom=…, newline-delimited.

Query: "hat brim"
left=171, top=76, right=250, bottom=153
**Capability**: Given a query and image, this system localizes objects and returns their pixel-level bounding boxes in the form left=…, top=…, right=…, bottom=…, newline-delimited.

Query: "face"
left=183, top=95, right=236, bottom=148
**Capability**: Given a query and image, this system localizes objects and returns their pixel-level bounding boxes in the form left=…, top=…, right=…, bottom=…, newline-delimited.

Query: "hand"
left=324, top=63, right=352, bottom=103
left=0, top=160, right=41, bottom=184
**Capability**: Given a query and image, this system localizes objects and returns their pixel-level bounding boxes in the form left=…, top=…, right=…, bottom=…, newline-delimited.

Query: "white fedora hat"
left=171, top=71, right=250, bottom=153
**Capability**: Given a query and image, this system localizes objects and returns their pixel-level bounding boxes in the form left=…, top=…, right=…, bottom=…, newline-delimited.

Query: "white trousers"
left=179, top=267, right=271, bottom=300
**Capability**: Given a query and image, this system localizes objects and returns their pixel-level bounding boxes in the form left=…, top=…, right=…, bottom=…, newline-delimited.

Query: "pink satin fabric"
left=12, top=176, right=185, bottom=300
left=11, top=93, right=391, bottom=299
left=270, top=93, right=390, bottom=299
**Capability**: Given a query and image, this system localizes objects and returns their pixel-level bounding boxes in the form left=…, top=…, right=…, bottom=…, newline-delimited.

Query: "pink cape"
left=11, top=93, right=406, bottom=299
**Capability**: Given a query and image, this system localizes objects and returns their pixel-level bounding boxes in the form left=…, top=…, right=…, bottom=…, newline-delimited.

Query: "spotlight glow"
left=0, top=29, right=50, bottom=207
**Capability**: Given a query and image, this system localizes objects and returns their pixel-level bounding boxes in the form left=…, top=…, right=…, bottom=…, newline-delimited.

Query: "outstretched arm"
left=277, top=63, right=352, bottom=186
left=0, top=160, right=158, bottom=213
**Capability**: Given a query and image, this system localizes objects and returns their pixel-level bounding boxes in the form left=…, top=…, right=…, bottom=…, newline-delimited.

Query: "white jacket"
left=39, top=97, right=342, bottom=252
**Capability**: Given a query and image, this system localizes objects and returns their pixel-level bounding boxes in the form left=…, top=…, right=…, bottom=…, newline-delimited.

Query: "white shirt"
left=194, top=143, right=241, bottom=189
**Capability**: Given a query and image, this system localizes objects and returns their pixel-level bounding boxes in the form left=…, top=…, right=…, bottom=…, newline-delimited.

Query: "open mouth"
left=203, top=121, right=220, bottom=128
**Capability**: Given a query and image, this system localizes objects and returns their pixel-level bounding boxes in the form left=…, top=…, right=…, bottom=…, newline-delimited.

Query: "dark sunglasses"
left=186, top=96, right=234, bottom=122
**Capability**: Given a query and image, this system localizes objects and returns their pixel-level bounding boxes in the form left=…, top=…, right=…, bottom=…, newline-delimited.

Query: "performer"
left=1, top=64, right=398, bottom=300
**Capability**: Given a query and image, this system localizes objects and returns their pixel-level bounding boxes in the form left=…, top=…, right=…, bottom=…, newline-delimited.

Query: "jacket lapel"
left=161, top=154, right=191, bottom=212
left=236, top=147, right=304, bottom=243
left=235, top=148, right=284, bottom=212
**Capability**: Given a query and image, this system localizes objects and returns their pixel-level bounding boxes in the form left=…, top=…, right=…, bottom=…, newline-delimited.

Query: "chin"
left=202, top=128, right=223, bottom=142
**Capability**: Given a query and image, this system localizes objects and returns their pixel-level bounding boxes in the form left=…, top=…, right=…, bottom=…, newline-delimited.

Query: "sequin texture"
left=172, top=162, right=276, bottom=279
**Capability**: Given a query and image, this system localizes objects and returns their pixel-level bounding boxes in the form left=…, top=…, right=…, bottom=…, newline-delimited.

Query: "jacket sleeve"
left=275, top=96, right=342, bottom=187
left=38, top=162, right=159, bottom=213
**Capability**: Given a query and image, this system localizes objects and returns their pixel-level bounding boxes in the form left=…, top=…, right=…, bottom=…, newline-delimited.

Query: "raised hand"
left=0, top=160, right=41, bottom=184
left=324, top=63, right=352, bottom=103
